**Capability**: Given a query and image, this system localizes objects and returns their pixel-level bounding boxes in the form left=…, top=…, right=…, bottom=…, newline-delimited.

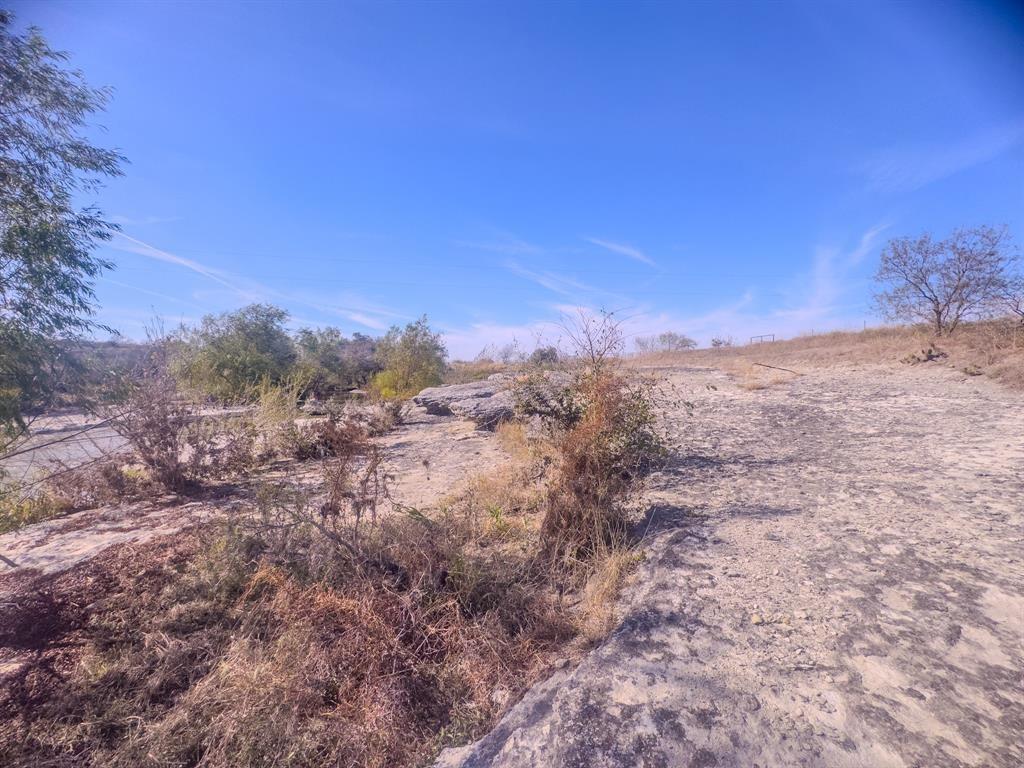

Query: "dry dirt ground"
left=439, top=362, right=1024, bottom=768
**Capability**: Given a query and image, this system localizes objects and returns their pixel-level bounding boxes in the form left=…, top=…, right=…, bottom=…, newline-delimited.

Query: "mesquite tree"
left=0, top=11, right=124, bottom=439
left=874, top=226, right=1017, bottom=335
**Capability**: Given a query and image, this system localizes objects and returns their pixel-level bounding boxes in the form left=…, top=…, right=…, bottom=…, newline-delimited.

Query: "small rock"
left=739, top=694, right=761, bottom=712
left=750, top=614, right=765, bottom=625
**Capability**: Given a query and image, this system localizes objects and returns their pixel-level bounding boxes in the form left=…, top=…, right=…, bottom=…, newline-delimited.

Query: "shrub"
left=529, top=345, right=560, bottom=366
left=369, top=316, right=446, bottom=400
left=540, top=368, right=665, bottom=560
left=364, top=400, right=407, bottom=436
left=104, top=345, right=258, bottom=492
left=0, top=478, right=69, bottom=533
left=0, top=456, right=154, bottom=535
left=710, top=336, right=733, bottom=348
left=522, top=311, right=667, bottom=563
left=634, top=331, right=697, bottom=353
left=48, top=459, right=151, bottom=512
left=0, top=471, right=572, bottom=768
left=174, top=304, right=297, bottom=402
left=294, top=327, right=379, bottom=398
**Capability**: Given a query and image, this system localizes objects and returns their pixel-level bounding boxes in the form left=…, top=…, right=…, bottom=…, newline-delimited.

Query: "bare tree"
left=559, top=309, right=625, bottom=369
left=874, top=226, right=1017, bottom=335
left=634, top=331, right=697, bottom=354
left=998, top=273, right=1024, bottom=325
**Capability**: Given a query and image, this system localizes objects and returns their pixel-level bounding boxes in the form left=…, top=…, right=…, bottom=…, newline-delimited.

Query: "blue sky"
left=12, top=0, right=1024, bottom=357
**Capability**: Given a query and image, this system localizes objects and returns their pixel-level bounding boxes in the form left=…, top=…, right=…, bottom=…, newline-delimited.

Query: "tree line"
left=168, top=304, right=446, bottom=403
left=3, top=11, right=1022, bottom=446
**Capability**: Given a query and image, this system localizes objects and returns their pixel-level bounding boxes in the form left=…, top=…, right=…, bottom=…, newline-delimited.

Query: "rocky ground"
left=0, top=404, right=506, bottom=577
left=2, top=362, right=1021, bottom=767
left=438, top=362, right=1024, bottom=768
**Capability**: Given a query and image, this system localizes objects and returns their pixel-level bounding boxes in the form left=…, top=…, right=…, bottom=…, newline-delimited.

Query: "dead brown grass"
left=537, top=367, right=666, bottom=563
left=577, top=546, right=643, bottom=641
left=0, top=488, right=572, bottom=768
left=630, top=319, right=1024, bottom=389
left=0, top=338, right=665, bottom=767
left=0, top=409, right=586, bottom=768
left=444, top=359, right=508, bottom=385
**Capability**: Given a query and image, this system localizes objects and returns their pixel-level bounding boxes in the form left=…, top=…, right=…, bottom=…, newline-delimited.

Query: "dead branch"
left=752, top=362, right=801, bottom=375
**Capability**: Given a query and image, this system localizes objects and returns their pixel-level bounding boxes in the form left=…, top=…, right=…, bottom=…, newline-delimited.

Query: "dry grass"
left=0, top=479, right=573, bottom=768
left=0, top=485, right=69, bottom=534
left=719, top=360, right=800, bottom=391
left=0, top=408, right=594, bottom=768
left=631, top=319, right=1024, bottom=389
left=494, top=420, right=534, bottom=463
left=537, top=367, right=666, bottom=563
left=577, top=546, right=643, bottom=642
left=0, top=459, right=155, bottom=534
left=0, top=338, right=667, bottom=766
left=444, top=359, right=508, bottom=385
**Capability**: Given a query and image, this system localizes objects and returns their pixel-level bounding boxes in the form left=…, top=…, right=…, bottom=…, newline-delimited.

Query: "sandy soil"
left=439, top=362, right=1024, bottom=767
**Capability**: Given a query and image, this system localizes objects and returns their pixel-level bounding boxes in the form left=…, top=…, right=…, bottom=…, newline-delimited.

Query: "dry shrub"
left=47, top=459, right=151, bottom=511
left=540, top=368, right=664, bottom=561
left=102, top=347, right=259, bottom=493
left=0, top=465, right=571, bottom=768
left=365, top=399, right=407, bottom=436
left=519, top=311, right=668, bottom=565
left=287, top=416, right=370, bottom=462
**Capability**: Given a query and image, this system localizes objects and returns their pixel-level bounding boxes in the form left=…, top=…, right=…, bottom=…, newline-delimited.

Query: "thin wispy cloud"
left=505, top=261, right=599, bottom=296
left=585, top=237, right=656, bottom=266
left=110, top=232, right=260, bottom=299
left=860, top=118, right=1024, bottom=193
left=455, top=232, right=544, bottom=256
left=444, top=224, right=888, bottom=359
left=847, top=222, right=891, bottom=265
left=108, top=233, right=403, bottom=332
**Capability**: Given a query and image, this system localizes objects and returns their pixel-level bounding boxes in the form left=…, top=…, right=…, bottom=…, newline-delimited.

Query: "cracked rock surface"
left=437, top=363, right=1024, bottom=768
left=413, top=375, right=515, bottom=430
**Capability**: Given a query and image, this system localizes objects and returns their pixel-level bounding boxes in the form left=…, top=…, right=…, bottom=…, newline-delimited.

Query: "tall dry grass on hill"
left=631, top=320, right=1024, bottom=389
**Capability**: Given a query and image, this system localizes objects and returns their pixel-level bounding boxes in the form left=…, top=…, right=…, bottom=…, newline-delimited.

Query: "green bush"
left=0, top=480, right=70, bottom=534
left=369, top=316, right=446, bottom=400
left=294, top=327, right=378, bottom=398
left=174, top=304, right=297, bottom=402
